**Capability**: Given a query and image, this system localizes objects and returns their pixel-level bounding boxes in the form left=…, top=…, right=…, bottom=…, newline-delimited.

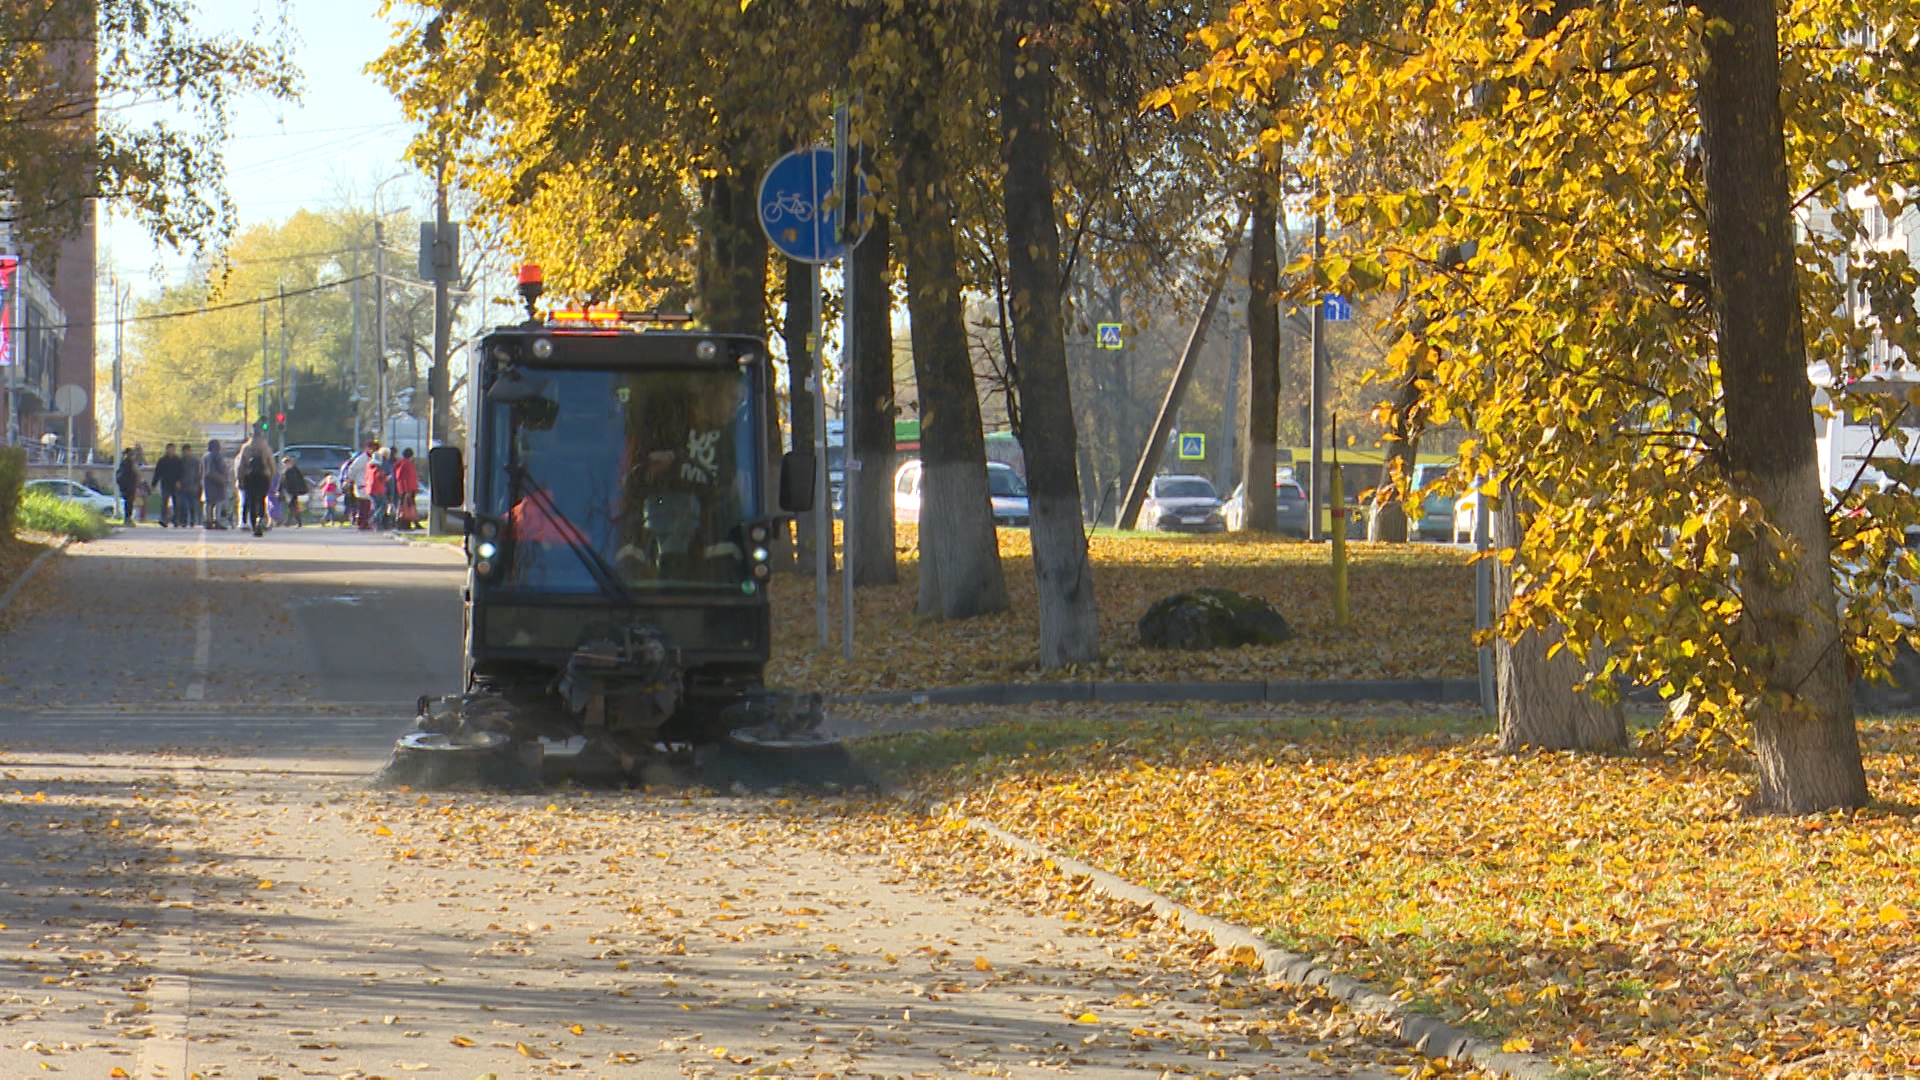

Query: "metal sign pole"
left=840, top=260, right=856, bottom=661
left=812, top=263, right=831, bottom=652
left=834, top=103, right=857, bottom=662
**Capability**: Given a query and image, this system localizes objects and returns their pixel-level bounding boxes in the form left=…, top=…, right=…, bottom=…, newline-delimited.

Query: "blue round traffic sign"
left=758, top=147, right=869, bottom=264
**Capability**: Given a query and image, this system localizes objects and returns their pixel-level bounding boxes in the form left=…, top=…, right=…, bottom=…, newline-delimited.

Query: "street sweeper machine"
left=381, top=267, right=831, bottom=787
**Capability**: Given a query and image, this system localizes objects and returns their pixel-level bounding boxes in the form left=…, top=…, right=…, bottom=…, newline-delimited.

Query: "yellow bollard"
left=1330, top=432, right=1349, bottom=629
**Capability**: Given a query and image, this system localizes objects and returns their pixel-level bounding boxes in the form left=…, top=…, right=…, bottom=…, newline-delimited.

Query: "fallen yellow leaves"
left=859, top=707, right=1920, bottom=1077
left=769, top=527, right=1473, bottom=692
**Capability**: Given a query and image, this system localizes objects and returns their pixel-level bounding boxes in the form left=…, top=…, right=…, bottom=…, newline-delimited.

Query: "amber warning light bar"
left=549, top=307, right=693, bottom=327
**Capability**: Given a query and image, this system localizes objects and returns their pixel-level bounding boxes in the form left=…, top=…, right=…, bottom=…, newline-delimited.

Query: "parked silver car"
left=1222, top=478, right=1310, bottom=537
left=1141, top=474, right=1225, bottom=533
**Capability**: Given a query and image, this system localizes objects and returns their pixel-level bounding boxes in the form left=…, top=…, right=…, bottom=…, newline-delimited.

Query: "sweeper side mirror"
left=779, top=451, right=816, bottom=513
left=429, top=446, right=465, bottom=509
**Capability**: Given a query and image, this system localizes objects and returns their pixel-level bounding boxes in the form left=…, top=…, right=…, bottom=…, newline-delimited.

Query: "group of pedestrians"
left=331, top=440, right=421, bottom=531
left=110, top=435, right=421, bottom=537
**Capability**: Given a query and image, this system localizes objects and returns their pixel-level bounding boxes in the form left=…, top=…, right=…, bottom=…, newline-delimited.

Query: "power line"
left=50, top=272, right=374, bottom=333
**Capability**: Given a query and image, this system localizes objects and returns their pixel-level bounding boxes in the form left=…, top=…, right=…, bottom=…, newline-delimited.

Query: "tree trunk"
left=852, top=211, right=898, bottom=586
left=783, top=255, right=819, bottom=573
left=1697, top=0, right=1867, bottom=813
left=896, top=99, right=1008, bottom=620
left=1241, top=185, right=1280, bottom=533
left=1492, top=489, right=1626, bottom=751
left=1369, top=372, right=1421, bottom=542
left=696, top=160, right=768, bottom=336
left=999, top=0, right=1099, bottom=666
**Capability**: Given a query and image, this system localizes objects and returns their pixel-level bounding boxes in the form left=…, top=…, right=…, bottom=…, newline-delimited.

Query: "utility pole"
left=350, top=241, right=362, bottom=450
left=260, top=301, right=270, bottom=435
left=428, top=160, right=456, bottom=535
left=278, top=283, right=288, bottom=452
left=375, top=219, right=388, bottom=446
left=111, top=275, right=125, bottom=464
left=430, top=166, right=453, bottom=452
left=1307, top=209, right=1327, bottom=542
left=1218, top=324, right=1243, bottom=496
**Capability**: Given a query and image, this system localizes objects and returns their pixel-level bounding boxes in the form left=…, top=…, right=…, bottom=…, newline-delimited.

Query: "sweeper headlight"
left=746, top=522, right=771, bottom=545
left=469, top=516, right=511, bottom=581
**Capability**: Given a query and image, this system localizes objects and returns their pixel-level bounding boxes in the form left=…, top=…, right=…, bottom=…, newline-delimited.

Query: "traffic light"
left=275, top=412, right=286, bottom=426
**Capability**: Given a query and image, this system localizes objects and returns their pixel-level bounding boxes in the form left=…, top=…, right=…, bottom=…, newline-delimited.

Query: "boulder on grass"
left=1137, top=586, right=1293, bottom=651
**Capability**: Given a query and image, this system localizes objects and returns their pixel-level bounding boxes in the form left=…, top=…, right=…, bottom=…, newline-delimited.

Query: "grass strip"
left=847, top=705, right=1920, bottom=1077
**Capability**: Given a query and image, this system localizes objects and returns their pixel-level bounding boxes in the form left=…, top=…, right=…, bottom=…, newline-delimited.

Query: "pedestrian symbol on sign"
left=1178, top=433, right=1206, bottom=460
left=1096, top=323, right=1123, bottom=349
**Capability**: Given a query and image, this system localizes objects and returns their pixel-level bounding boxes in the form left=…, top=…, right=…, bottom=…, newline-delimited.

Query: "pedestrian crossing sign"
left=1096, top=323, right=1123, bottom=349
left=1178, top=433, right=1206, bottom=460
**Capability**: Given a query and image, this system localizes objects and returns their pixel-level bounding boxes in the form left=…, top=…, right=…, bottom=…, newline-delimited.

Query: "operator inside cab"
left=614, top=370, right=749, bottom=579
left=496, top=361, right=757, bottom=593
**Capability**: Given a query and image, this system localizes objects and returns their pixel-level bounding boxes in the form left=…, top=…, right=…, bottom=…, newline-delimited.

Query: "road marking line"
left=138, top=768, right=195, bottom=1079
left=195, top=529, right=209, bottom=582
left=186, top=601, right=210, bottom=701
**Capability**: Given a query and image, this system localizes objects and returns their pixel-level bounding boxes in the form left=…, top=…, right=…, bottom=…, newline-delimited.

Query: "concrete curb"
left=0, top=535, right=74, bottom=619
left=961, top=816, right=1560, bottom=1080
left=832, top=677, right=1480, bottom=708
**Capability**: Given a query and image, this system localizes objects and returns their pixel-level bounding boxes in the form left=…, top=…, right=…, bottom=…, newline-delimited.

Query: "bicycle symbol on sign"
left=763, top=191, right=815, bottom=224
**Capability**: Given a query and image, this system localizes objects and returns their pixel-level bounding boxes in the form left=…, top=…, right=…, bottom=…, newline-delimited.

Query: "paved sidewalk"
left=0, top=752, right=1402, bottom=1079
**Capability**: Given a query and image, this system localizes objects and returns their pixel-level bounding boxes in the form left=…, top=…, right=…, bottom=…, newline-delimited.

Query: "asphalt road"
left=0, top=526, right=1406, bottom=1079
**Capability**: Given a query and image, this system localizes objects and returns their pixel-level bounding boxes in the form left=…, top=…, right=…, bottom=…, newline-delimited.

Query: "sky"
left=100, top=0, right=427, bottom=298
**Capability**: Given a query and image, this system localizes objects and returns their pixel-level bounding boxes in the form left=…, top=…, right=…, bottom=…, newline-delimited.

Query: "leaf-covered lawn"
left=768, top=527, right=1476, bottom=693
left=843, top=706, right=1920, bottom=1077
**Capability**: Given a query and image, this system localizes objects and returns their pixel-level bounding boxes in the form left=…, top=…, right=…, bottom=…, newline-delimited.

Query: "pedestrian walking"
left=279, top=455, right=310, bottom=527
left=130, top=444, right=149, bottom=521
left=318, top=471, right=343, bottom=524
left=341, top=441, right=374, bottom=530
left=201, top=440, right=230, bottom=530
left=394, top=447, right=421, bottom=530
left=235, top=433, right=274, bottom=538
left=152, top=444, right=184, bottom=528
left=178, top=451, right=202, bottom=527
left=365, top=448, right=392, bottom=530
left=114, top=450, right=139, bottom=524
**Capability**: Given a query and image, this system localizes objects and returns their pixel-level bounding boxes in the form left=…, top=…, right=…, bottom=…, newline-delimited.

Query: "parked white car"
left=25, top=477, right=117, bottom=516
left=894, top=459, right=1031, bottom=528
left=1453, top=489, right=1485, bottom=544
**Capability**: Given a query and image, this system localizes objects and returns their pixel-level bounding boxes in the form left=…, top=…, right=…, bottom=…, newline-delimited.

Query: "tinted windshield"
left=989, top=467, right=1027, bottom=497
left=484, top=367, right=760, bottom=593
left=1156, top=477, right=1217, bottom=500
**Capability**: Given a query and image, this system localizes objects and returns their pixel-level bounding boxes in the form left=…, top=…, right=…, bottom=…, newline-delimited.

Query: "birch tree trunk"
left=999, top=0, right=1099, bottom=666
left=1697, top=0, right=1867, bottom=812
left=1493, top=491, right=1626, bottom=751
left=895, top=93, right=1007, bottom=620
